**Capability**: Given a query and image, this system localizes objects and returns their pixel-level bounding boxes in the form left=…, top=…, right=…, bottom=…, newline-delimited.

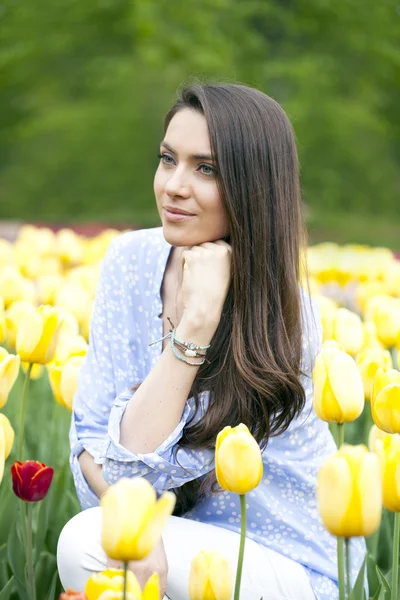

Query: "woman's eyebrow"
left=160, top=140, right=215, bottom=161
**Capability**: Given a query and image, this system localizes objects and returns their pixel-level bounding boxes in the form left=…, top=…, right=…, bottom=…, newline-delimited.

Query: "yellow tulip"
left=312, top=341, right=364, bottom=423
left=59, top=355, right=85, bottom=410
left=36, top=274, right=64, bottom=305
left=101, top=477, right=176, bottom=561
left=16, top=305, right=63, bottom=364
left=54, top=334, right=88, bottom=364
left=356, top=347, right=392, bottom=401
left=366, top=296, right=400, bottom=348
left=0, top=414, right=15, bottom=459
left=0, top=267, right=35, bottom=308
left=142, top=573, right=161, bottom=600
left=0, top=427, right=5, bottom=485
left=47, top=364, right=64, bottom=407
left=55, top=229, right=84, bottom=266
left=368, top=424, right=392, bottom=453
left=371, top=368, right=400, bottom=433
left=0, top=297, right=5, bottom=344
left=374, top=435, right=400, bottom=512
left=4, top=301, right=36, bottom=349
left=189, top=550, right=233, bottom=600
left=331, top=308, right=364, bottom=356
left=361, top=321, right=383, bottom=350
left=215, top=423, right=263, bottom=494
left=0, top=347, right=21, bottom=408
left=317, top=444, right=382, bottom=537
left=85, top=569, right=142, bottom=600
left=96, top=593, right=138, bottom=600
left=314, top=295, right=337, bottom=342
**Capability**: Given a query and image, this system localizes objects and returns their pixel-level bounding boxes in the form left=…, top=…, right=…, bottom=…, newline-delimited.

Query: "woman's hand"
left=181, top=240, right=232, bottom=326
left=106, top=538, right=168, bottom=598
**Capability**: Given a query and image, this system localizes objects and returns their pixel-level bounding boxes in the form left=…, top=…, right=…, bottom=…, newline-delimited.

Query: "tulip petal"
left=16, top=311, right=44, bottom=361
left=373, top=385, right=400, bottom=433
left=0, top=414, right=15, bottom=459
left=101, top=478, right=157, bottom=561
left=0, top=353, right=20, bottom=408
left=85, top=569, right=141, bottom=600
left=0, top=427, right=5, bottom=485
left=189, top=552, right=209, bottom=600
left=209, top=552, right=233, bottom=600
left=358, top=453, right=382, bottom=536
left=29, top=465, right=54, bottom=501
left=317, top=456, right=353, bottom=537
left=142, top=573, right=160, bottom=600
left=135, top=491, right=176, bottom=559
left=328, top=353, right=364, bottom=421
left=47, top=364, right=67, bottom=408
left=312, top=354, right=328, bottom=419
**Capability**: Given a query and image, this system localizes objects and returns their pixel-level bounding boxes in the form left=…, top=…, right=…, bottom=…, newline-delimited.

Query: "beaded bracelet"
left=148, top=318, right=210, bottom=366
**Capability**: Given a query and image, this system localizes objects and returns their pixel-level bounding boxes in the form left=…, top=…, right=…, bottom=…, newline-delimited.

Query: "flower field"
left=1, top=226, right=400, bottom=599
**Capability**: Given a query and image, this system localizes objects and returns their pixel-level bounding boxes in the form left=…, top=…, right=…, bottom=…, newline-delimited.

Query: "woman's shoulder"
left=101, top=227, right=170, bottom=269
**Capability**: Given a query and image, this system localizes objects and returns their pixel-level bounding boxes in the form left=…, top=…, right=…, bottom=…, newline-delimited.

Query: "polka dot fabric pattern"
left=69, top=227, right=366, bottom=600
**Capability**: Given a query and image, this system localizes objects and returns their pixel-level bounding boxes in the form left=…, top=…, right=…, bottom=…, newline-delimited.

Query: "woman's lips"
left=163, top=208, right=196, bottom=222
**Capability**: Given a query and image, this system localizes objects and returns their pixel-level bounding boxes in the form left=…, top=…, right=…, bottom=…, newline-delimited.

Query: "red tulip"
left=11, top=460, right=54, bottom=502
left=60, top=590, right=88, bottom=599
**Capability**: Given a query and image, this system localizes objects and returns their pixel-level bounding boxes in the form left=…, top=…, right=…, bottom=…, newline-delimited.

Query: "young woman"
left=57, top=82, right=365, bottom=599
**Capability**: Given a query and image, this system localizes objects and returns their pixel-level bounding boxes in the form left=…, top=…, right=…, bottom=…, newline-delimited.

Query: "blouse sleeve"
left=69, top=235, right=214, bottom=510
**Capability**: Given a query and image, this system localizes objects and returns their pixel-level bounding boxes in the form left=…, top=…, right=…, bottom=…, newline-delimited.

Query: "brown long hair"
left=163, top=81, right=308, bottom=515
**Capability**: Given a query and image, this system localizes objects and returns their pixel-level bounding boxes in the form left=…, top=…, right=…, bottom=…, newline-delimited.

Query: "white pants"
left=57, top=508, right=316, bottom=600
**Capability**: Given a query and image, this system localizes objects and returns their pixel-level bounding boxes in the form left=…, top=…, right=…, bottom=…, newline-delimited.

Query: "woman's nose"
left=164, top=167, right=191, bottom=198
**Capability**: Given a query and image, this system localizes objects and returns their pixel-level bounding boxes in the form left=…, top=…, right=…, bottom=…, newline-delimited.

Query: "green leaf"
left=349, top=554, right=367, bottom=600
left=7, top=517, right=28, bottom=600
left=375, top=565, right=391, bottom=595
left=34, top=492, right=51, bottom=564
left=46, top=570, right=59, bottom=600
left=367, top=553, right=381, bottom=598
left=34, top=550, right=57, bottom=600
left=0, top=576, right=15, bottom=600
left=371, top=584, right=386, bottom=600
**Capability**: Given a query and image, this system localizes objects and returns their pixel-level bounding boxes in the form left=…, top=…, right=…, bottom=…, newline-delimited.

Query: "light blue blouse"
left=70, top=227, right=366, bottom=600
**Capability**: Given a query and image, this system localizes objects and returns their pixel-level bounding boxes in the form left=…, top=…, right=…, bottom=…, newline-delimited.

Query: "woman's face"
left=154, top=108, right=229, bottom=247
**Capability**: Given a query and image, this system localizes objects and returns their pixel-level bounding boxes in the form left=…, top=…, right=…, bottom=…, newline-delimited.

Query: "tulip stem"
left=17, top=363, right=33, bottom=461
left=337, top=423, right=344, bottom=449
left=337, top=537, right=346, bottom=600
left=234, top=494, right=247, bottom=600
left=391, top=346, right=399, bottom=370
left=345, top=538, right=351, bottom=598
left=123, top=561, right=128, bottom=600
left=26, top=503, right=36, bottom=600
left=392, top=512, right=400, bottom=600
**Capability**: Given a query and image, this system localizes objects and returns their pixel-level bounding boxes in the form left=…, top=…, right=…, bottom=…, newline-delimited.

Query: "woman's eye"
left=199, top=164, right=216, bottom=177
left=157, top=152, right=174, bottom=164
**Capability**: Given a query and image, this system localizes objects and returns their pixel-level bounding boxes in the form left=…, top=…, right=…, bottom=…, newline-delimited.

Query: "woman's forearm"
left=119, top=314, right=217, bottom=454
left=78, top=450, right=109, bottom=499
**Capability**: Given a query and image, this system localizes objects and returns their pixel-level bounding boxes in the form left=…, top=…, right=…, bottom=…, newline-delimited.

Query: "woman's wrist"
left=177, top=311, right=220, bottom=347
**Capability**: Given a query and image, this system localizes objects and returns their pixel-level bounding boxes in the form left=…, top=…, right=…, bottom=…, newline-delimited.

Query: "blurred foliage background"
left=1, top=0, right=399, bottom=247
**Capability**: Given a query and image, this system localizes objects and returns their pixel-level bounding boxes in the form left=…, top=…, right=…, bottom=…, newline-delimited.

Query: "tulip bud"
left=101, top=478, right=176, bottom=561
left=368, top=424, right=392, bottom=453
left=356, top=347, right=392, bottom=401
left=0, top=414, right=15, bottom=459
left=313, top=341, right=364, bottom=423
left=366, top=296, right=400, bottom=348
left=371, top=368, right=400, bottom=433
left=11, top=460, right=54, bottom=502
left=59, top=355, right=86, bottom=411
left=0, top=347, right=21, bottom=408
left=16, top=305, right=63, bottom=364
left=141, top=573, right=161, bottom=600
left=0, top=267, right=35, bottom=308
left=317, top=444, right=382, bottom=537
left=374, top=435, right=400, bottom=512
left=0, top=297, right=5, bottom=344
left=85, top=569, right=142, bottom=600
left=314, top=295, right=337, bottom=342
left=189, top=550, right=233, bottom=600
left=215, top=423, right=263, bottom=494
left=361, top=321, right=383, bottom=350
left=4, top=300, right=36, bottom=349
left=331, top=308, right=364, bottom=356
